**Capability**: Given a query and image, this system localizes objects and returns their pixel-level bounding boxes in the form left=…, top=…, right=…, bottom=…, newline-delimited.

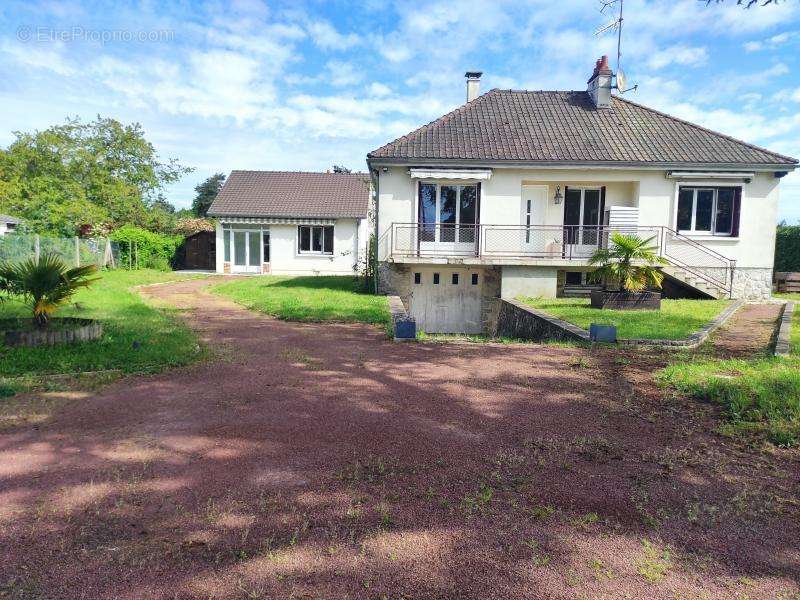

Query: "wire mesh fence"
left=0, top=234, right=119, bottom=268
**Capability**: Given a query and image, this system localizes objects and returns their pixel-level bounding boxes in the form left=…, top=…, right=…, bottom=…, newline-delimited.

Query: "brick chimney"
left=465, top=71, right=482, bottom=102
left=587, top=55, right=612, bottom=109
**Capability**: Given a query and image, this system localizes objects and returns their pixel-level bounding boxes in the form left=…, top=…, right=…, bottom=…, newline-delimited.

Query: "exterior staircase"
left=661, top=266, right=728, bottom=299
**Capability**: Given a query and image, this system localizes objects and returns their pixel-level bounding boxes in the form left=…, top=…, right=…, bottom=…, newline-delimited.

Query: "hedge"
left=110, top=225, right=182, bottom=270
left=775, top=226, right=800, bottom=272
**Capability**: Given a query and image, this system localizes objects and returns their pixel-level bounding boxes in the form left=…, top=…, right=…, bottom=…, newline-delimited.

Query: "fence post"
left=34, top=234, right=40, bottom=262
left=74, top=236, right=80, bottom=267
left=134, top=241, right=139, bottom=269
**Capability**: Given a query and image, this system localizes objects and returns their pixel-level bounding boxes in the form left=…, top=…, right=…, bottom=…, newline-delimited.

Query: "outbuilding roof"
left=207, top=171, right=370, bottom=219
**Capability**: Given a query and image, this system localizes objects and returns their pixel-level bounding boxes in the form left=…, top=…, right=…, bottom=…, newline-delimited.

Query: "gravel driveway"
left=1, top=279, right=797, bottom=599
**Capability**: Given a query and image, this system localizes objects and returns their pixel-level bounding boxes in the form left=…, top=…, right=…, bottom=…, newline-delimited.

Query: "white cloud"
left=0, top=41, right=74, bottom=76
left=647, top=45, right=708, bottom=69
left=307, top=20, right=360, bottom=51
left=326, top=60, right=363, bottom=87
left=368, top=82, right=392, bottom=97
left=744, top=30, right=799, bottom=51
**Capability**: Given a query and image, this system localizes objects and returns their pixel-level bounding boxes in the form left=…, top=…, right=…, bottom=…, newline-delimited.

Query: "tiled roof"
left=207, top=171, right=370, bottom=219
left=368, top=90, right=798, bottom=167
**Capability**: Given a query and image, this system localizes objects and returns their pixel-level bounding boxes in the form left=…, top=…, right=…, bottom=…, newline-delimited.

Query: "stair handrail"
left=659, top=226, right=736, bottom=297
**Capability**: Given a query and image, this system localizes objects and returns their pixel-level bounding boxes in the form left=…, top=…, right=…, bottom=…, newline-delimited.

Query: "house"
left=0, top=215, right=21, bottom=235
left=366, top=57, right=798, bottom=334
left=207, top=170, right=371, bottom=275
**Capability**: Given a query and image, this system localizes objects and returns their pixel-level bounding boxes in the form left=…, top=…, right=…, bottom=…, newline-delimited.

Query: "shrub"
left=0, top=252, right=99, bottom=326
left=110, top=225, right=181, bottom=270
left=775, top=225, right=800, bottom=272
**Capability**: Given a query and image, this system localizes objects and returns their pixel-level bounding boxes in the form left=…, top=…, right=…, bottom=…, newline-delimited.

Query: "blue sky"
left=1, top=0, right=799, bottom=221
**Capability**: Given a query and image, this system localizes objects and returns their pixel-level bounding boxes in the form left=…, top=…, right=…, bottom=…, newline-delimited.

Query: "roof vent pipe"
left=465, top=71, right=482, bottom=103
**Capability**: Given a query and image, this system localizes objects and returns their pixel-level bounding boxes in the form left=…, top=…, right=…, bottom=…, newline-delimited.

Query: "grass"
left=658, top=300, right=800, bottom=448
left=518, top=297, right=730, bottom=340
left=211, top=276, right=390, bottom=329
left=0, top=269, right=203, bottom=379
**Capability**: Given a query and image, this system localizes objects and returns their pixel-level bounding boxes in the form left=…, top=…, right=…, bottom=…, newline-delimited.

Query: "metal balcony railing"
left=388, top=222, right=737, bottom=297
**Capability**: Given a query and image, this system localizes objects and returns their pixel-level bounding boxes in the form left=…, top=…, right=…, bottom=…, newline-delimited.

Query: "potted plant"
left=0, top=253, right=102, bottom=346
left=588, top=233, right=667, bottom=310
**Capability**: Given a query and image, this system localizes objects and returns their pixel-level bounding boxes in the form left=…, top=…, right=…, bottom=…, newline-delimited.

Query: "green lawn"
left=518, top=297, right=730, bottom=340
left=211, top=275, right=391, bottom=329
left=657, top=302, right=800, bottom=448
left=0, top=269, right=203, bottom=378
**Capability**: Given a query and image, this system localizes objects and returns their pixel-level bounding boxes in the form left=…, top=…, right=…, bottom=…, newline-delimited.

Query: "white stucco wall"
left=501, top=266, right=558, bottom=299
left=215, top=218, right=362, bottom=276
left=374, top=166, right=782, bottom=271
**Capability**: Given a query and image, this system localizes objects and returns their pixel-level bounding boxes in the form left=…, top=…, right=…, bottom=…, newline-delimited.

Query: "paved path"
left=708, top=302, right=782, bottom=358
left=0, top=280, right=796, bottom=599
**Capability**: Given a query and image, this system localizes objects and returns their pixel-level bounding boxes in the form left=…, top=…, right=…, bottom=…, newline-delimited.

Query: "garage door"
left=409, top=268, right=484, bottom=334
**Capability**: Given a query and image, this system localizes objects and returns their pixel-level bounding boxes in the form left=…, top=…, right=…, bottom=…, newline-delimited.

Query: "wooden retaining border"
left=495, top=299, right=744, bottom=349
left=774, top=301, right=795, bottom=357
left=0, top=318, right=103, bottom=347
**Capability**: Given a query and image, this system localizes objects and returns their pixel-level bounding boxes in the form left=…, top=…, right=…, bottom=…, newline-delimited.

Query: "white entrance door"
left=231, top=230, right=261, bottom=273
left=409, top=268, right=483, bottom=334
left=564, top=188, right=602, bottom=258
left=520, top=185, right=550, bottom=255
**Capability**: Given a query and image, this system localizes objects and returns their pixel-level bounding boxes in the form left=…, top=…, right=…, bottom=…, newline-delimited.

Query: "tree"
left=0, top=116, right=191, bottom=235
left=192, top=173, right=226, bottom=217
left=0, top=253, right=99, bottom=327
left=332, top=165, right=352, bottom=173
left=588, top=233, right=667, bottom=293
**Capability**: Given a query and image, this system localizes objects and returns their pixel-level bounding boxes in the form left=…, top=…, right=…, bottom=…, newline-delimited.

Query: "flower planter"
left=590, top=290, right=661, bottom=310
left=0, top=318, right=103, bottom=347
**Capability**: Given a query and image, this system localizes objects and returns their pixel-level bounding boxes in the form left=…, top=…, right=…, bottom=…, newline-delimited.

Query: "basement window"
left=433, top=273, right=440, bottom=284
left=298, top=225, right=334, bottom=254
left=452, top=273, right=459, bottom=284
left=471, top=273, right=479, bottom=285
left=414, top=272, right=421, bottom=284
left=677, top=187, right=740, bottom=236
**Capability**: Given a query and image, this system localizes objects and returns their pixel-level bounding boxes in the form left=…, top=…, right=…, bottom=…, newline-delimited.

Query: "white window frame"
left=297, top=225, right=334, bottom=255
left=415, top=180, right=479, bottom=243
left=675, top=186, right=738, bottom=237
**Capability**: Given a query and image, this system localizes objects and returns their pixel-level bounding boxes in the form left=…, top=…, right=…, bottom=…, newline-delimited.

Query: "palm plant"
left=0, top=252, right=99, bottom=327
left=588, top=233, right=667, bottom=293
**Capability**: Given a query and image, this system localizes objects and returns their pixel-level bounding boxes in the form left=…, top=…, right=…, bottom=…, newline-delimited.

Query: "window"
left=223, top=229, right=231, bottom=262
left=525, top=199, right=532, bottom=243
left=452, top=273, right=459, bottom=284
left=414, top=272, right=421, bottom=284
left=677, top=187, right=739, bottom=236
left=418, top=182, right=478, bottom=243
left=471, top=273, right=479, bottom=285
left=433, top=273, right=440, bottom=284
left=298, top=225, right=334, bottom=254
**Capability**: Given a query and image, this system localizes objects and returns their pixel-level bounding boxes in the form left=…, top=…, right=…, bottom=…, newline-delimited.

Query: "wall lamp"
left=553, top=185, right=563, bottom=204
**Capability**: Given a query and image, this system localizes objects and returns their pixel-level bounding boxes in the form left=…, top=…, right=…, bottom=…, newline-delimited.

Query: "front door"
left=520, top=185, right=549, bottom=255
left=409, top=268, right=484, bottom=334
left=231, top=230, right=261, bottom=273
left=564, top=188, right=602, bottom=258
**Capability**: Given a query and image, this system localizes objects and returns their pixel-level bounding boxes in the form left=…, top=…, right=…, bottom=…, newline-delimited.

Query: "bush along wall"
left=775, top=226, right=800, bottom=272
left=110, top=225, right=182, bottom=270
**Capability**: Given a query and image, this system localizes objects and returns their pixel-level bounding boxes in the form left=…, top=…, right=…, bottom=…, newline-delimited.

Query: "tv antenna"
left=595, top=0, right=637, bottom=94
